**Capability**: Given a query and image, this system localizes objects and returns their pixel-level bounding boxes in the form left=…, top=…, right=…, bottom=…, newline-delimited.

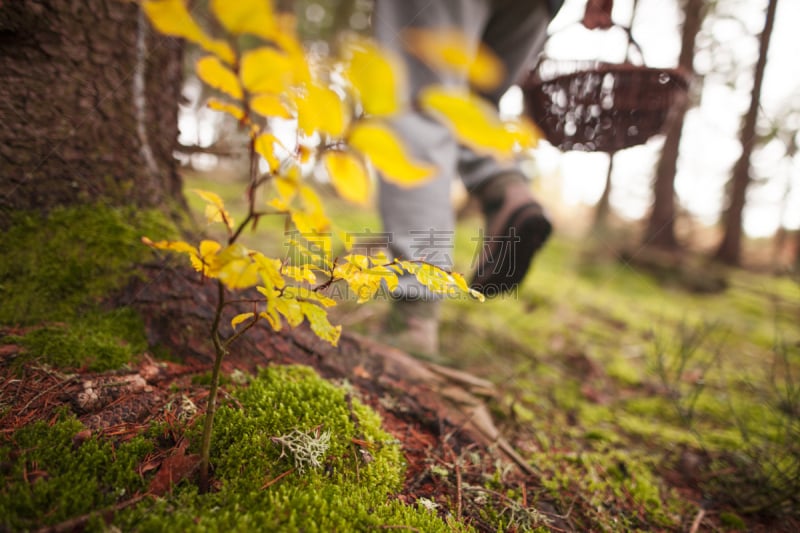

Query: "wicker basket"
left=522, top=59, right=689, bottom=153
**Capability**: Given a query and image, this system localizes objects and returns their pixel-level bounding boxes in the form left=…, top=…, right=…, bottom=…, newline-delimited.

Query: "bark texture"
left=0, top=0, right=183, bottom=223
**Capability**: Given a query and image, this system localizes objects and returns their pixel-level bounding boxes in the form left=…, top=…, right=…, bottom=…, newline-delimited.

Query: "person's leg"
left=459, top=0, right=555, bottom=296
left=373, top=0, right=491, bottom=356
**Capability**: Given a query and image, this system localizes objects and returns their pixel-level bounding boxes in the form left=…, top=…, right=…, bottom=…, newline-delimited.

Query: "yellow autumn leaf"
left=348, top=120, right=434, bottom=187
left=196, top=56, right=243, bottom=101
left=191, top=239, right=222, bottom=275
left=210, top=0, right=277, bottom=40
left=231, top=312, right=255, bottom=329
left=451, top=272, right=485, bottom=302
left=250, top=93, right=291, bottom=119
left=290, top=185, right=331, bottom=233
left=283, top=265, right=317, bottom=284
left=285, top=286, right=335, bottom=307
left=342, top=36, right=404, bottom=116
left=142, top=0, right=234, bottom=64
left=218, top=257, right=260, bottom=289
left=403, top=29, right=505, bottom=91
left=254, top=133, right=281, bottom=173
left=322, top=151, right=370, bottom=206
left=295, top=83, right=347, bottom=138
left=253, top=253, right=286, bottom=290
left=207, top=98, right=245, bottom=121
left=274, top=296, right=305, bottom=327
left=240, top=47, right=295, bottom=95
left=299, top=301, right=341, bottom=345
left=419, top=86, right=531, bottom=158
left=193, top=189, right=234, bottom=230
left=142, top=236, right=196, bottom=256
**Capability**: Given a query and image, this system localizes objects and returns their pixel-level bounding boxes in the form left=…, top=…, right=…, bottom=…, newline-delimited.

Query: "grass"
left=179, top=167, right=800, bottom=526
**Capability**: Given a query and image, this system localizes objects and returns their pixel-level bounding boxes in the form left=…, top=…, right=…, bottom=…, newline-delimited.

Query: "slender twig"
left=260, top=467, right=295, bottom=490
left=198, top=280, right=227, bottom=494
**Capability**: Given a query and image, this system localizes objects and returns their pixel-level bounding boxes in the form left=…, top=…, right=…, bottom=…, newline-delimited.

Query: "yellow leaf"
left=342, top=36, right=404, bottom=116
left=299, top=301, right=341, bottom=345
left=294, top=83, right=347, bottom=137
left=250, top=93, right=291, bottom=119
left=196, top=56, right=243, bottom=100
left=142, top=236, right=196, bottom=256
left=419, top=86, right=527, bottom=158
left=255, top=133, right=281, bottom=173
left=240, top=47, right=294, bottom=95
left=267, top=197, right=290, bottom=212
left=207, top=98, right=245, bottom=121
left=143, top=0, right=234, bottom=64
left=348, top=120, right=434, bottom=187
left=191, top=239, right=222, bottom=275
left=259, top=308, right=283, bottom=331
left=231, top=312, right=255, bottom=329
left=193, top=189, right=234, bottom=230
left=322, top=151, right=370, bottom=206
left=289, top=186, right=330, bottom=233
left=285, top=286, right=335, bottom=307
left=210, top=0, right=277, bottom=40
left=253, top=253, right=286, bottom=290
left=403, top=29, right=504, bottom=91
left=218, top=259, right=259, bottom=289
left=283, top=265, right=317, bottom=284
left=274, top=296, right=305, bottom=327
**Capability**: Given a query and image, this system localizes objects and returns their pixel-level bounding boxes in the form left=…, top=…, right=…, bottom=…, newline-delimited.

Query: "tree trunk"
left=715, top=0, right=778, bottom=265
left=593, top=155, right=613, bottom=227
left=0, top=0, right=184, bottom=224
left=642, top=0, right=705, bottom=250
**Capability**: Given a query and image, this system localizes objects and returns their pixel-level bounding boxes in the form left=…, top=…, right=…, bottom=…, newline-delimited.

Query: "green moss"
left=0, top=204, right=174, bottom=325
left=11, top=308, right=147, bottom=372
left=719, top=511, right=746, bottom=530
left=118, top=365, right=467, bottom=532
left=0, top=204, right=176, bottom=370
left=1, top=366, right=467, bottom=532
left=0, top=413, right=152, bottom=531
left=533, top=448, right=680, bottom=531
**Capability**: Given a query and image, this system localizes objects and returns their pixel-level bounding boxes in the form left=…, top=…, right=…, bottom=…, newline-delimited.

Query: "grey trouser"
left=373, top=0, right=553, bottom=297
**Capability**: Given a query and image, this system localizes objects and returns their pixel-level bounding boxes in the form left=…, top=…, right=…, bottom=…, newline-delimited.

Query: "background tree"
left=641, top=0, right=706, bottom=250
left=0, top=0, right=184, bottom=224
left=714, top=0, right=779, bottom=265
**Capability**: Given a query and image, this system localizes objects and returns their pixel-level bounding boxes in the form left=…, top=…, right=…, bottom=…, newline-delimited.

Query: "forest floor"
left=1, top=169, right=799, bottom=531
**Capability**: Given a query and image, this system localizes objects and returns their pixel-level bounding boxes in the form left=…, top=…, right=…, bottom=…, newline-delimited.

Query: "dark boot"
left=470, top=172, right=552, bottom=295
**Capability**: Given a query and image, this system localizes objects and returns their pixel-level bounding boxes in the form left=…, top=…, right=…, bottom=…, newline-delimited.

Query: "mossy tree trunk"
left=0, top=0, right=184, bottom=225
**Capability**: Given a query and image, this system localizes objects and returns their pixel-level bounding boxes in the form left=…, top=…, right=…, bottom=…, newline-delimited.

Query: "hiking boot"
left=470, top=172, right=552, bottom=296
left=381, top=298, right=442, bottom=362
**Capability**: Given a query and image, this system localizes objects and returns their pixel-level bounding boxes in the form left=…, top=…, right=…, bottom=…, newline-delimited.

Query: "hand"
left=582, top=0, right=614, bottom=29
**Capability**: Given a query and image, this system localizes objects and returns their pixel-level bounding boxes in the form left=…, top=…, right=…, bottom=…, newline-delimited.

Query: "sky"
left=510, top=0, right=800, bottom=237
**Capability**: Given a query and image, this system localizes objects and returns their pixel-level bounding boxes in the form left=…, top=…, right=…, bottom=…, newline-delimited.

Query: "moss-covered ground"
left=176, top=169, right=800, bottom=529
left=1, top=174, right=798, bottom=531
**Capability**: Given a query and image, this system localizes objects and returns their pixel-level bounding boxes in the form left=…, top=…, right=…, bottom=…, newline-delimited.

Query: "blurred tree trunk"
left=594, top=156, right=613, bottom=227
left=715, top=0, right=778, bottom=265
left=642, top=0, right=705, bottom=250
left=0, top=0, right=184, bottom=225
